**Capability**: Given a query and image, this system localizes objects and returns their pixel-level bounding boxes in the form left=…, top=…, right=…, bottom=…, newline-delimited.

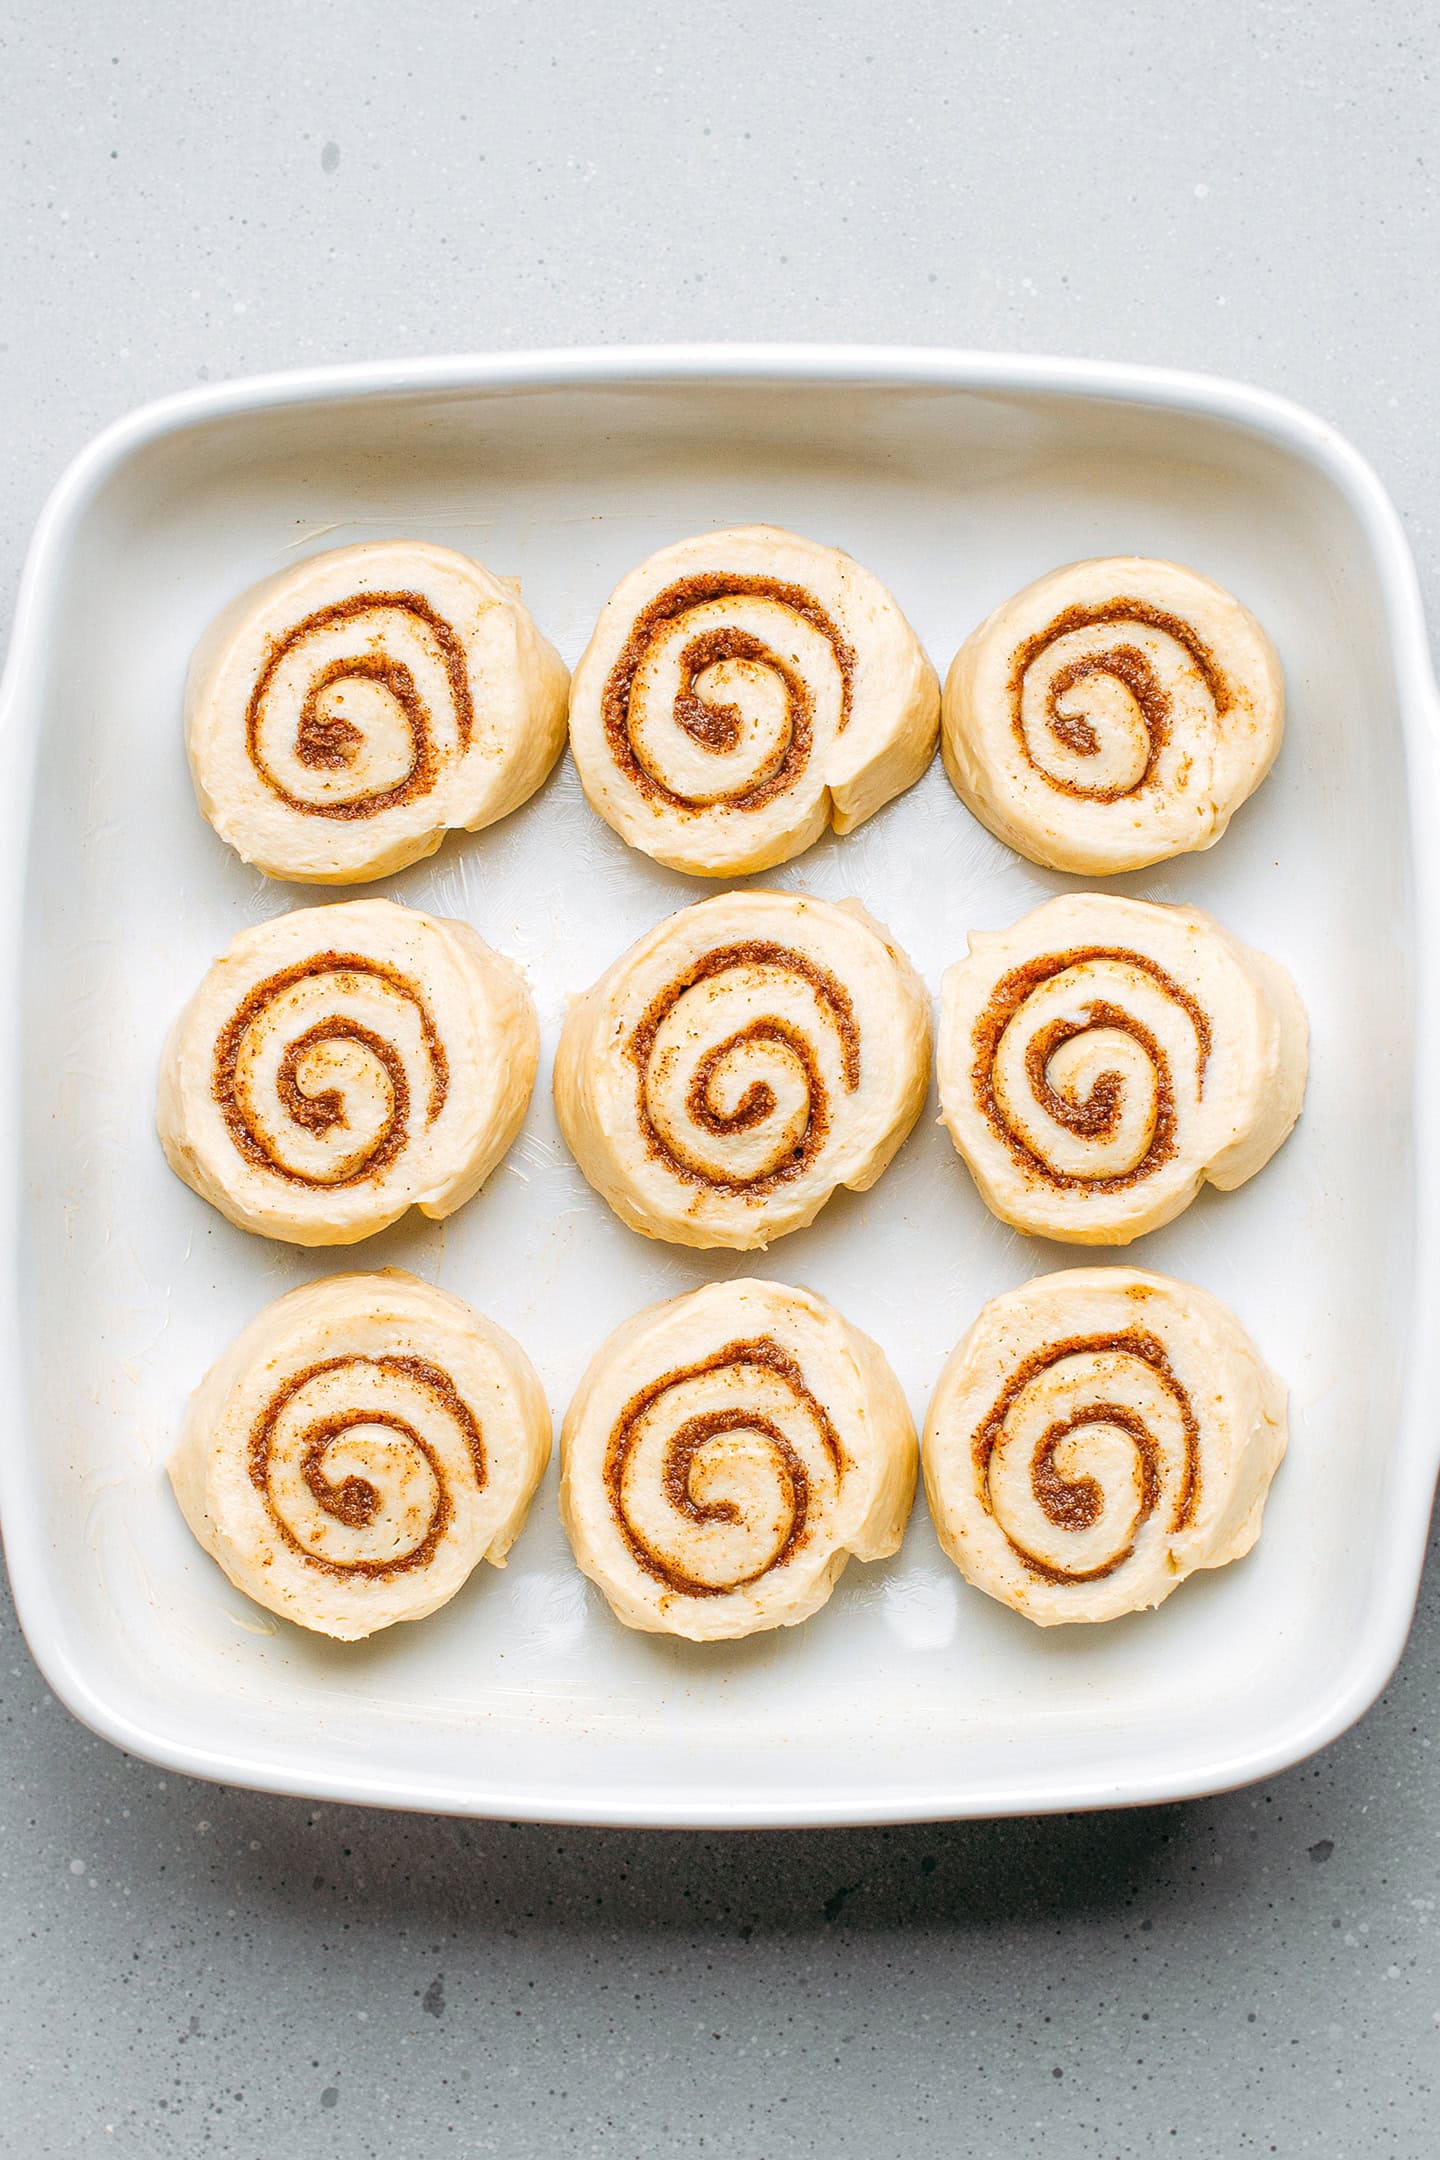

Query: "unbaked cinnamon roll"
left=555, top=890, right=931, bottom=1250
left=567, top=525, right=939, bottom=875
left=923, top=1267, right=1287, bottom=1624
left=186, top=541, right=569, bottom=883
left=943, top=557, right=1283, bottom=873
left=561, top=1278, right=917, bottom=1640
left=158, top=899, right=538, bottom=1246
left=938, top=893, right=1307, bottom=1244
left=170, top=1271, right=551, bottom=1640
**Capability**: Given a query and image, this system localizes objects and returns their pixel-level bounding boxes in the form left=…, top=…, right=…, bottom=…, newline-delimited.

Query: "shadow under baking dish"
left=2, top=349, right=1436, bottom=1826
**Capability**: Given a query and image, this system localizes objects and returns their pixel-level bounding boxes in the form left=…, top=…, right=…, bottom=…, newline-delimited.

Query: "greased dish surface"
left=1, top=347, right=1436, bottom=1826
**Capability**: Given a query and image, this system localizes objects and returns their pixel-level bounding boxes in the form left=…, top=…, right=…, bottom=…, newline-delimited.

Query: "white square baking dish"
left=1, top=345, right=1436, bottom=1827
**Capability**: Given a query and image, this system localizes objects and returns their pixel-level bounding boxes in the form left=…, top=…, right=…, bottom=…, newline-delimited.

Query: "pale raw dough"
left=169, top=1271, right=551, bottom=1640
left=567, top=524, right=940, bottom=875
left=943, top=556, right=1284, bottom=874
left=186, top=540, right=569, bottom=883
left=923, top=1267, right=1287, bottom=1625
left=555, top=889, right=932, bottom=1251
left=560, top=1278, right=918, bottom=1640
left=158, top=898, right=538, bottom=1246
left=937, top=892, right=1307, bottom=1244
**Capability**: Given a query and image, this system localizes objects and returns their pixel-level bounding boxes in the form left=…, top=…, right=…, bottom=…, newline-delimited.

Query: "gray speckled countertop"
left=3, top=4, right=1439, bottom=2153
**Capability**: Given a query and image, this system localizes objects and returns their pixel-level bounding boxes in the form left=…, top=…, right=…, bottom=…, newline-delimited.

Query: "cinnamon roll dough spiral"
left=943, top=557, right=1283, bottom=874
left=923, top=1268, right=1287, bottom=1625
left=555, top=890, right=931, bottom=1251
left=561, top=1279, right=917, bottom=1640
left=186, top=541, right=569, bottom=883
left=938, top=893, right=1307, bottom=1244
left=158, top=899, right=538, bottom=1246
left=567, top=526, right=940, bottom=876
left=170, top=1271, right=551, bottom=1640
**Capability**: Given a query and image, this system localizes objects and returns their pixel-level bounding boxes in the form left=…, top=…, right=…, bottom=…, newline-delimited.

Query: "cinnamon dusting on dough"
left=631, top=941, right=860, bottom=1195
left=604, top=1335, right=846, bottom=1596
left=602, top=573, right=855, bottom=815
left=1008, top=598, right=1230, bottom=803
left=246, top=590, right=472, bottom=818
left=213, top=951, right=449, bottom=1188
left=248, top=1352, right=485, bottom=1580
left=972, top=1329, right=1200, bottom=1583
left=971, top=946, right=1211, bottom=1194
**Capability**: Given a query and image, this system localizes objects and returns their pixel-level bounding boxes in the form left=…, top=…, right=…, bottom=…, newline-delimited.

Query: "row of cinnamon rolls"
left=158, top=886, right=1307, bottom=1251
left=185, top=529, right=1284, bottom=884
left=173, top=1264, right=1284, bottom=1642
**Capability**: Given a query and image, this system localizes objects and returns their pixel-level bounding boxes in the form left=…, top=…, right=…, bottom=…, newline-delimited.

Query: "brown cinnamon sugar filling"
left=971, top=946, right=1210, bottom=1193
left=631, top=941, right=860, bottom=1196
left=213, top=951, right=448, bottom=1189
left=972, top=1330, right=1200, bottom=1583
left=1008, top=598, right=1229, bottom=803
left=602, top=573, right=855, bottom=815
left=249, top=1352, right=486, bottom=1580
left=604, top=1335, right=845, bottom=1597
left=246, top=590, right=472, bottom=819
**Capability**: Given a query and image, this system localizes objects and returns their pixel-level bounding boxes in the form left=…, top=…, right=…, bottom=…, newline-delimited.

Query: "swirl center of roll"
left=603, top=575, right=856, bottom=814
left=1009, top=599, right=1229, bottom=802
left=246, top=591, right=473, bottom=819
left=973, top=1330, right=1200, bottom=1583
left=250, top=1352, right=486, bottom=1578
left=632, top=941, right=860, bottom=1194
left=605, top=1336, right=846, bottom=1596
left=972, top=946, right=1211, bottom=1191
left=214, top=951, right=449, bottom=1188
